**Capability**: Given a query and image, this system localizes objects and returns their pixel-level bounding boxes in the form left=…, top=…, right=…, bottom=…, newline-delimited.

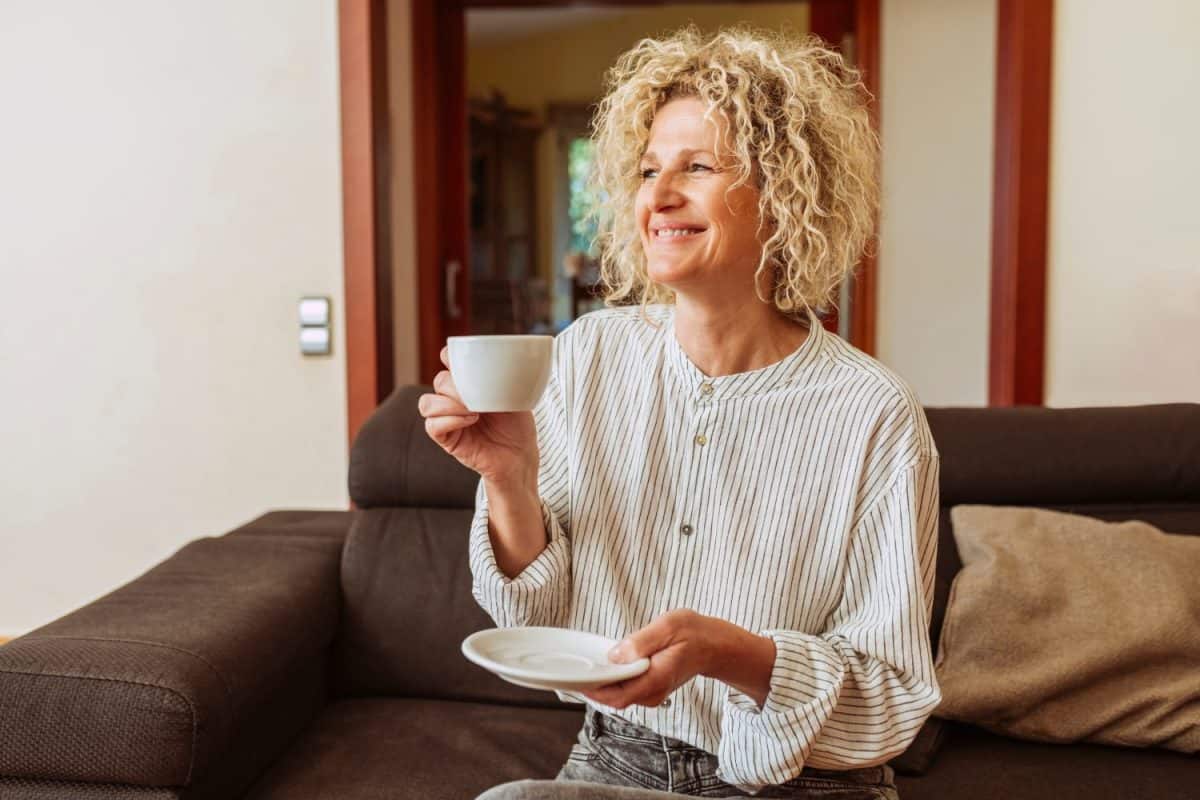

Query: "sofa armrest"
left=0, top=532, right=343, bottom=791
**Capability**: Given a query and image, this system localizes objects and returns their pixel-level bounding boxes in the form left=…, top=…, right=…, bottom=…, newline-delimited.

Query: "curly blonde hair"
left=588, top=26, right=879, bottom=319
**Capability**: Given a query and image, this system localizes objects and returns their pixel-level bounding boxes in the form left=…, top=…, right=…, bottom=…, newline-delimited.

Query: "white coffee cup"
left=447, top=335, right=554, bottom=413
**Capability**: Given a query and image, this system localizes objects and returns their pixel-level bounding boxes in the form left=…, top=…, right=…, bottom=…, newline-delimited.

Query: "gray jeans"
left=478, top=709, right=900, bottom=799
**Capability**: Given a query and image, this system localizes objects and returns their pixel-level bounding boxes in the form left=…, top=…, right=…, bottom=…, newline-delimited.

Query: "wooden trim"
left=339, top=0, right=393, bottom=453
left=989, top=0, right=1053, bottom=406
left=413, top=1, right=469, bottom=384
left=807, top=0, right=879, bottom=355
left=371, top=1, right=395, bottom=400
left=850, top=0, right=880, bottom=356
left=412, top=0, right=439, bottom=384
left=464, top=0, right=795, bottom=5
left=809, top=0, right=855, bottom=47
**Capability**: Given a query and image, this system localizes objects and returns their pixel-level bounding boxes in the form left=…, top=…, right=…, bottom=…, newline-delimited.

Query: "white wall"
left=1045, top=0, right=1200, bottom=405
left=877, top=0, right=996, bottom=407
left=0, top=2, right=350, bottom=638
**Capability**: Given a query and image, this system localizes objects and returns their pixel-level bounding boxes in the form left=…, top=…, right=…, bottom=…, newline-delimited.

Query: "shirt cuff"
left=716, top=630, right=845, bottom=791
left=469, top=499, right=572, bottom=629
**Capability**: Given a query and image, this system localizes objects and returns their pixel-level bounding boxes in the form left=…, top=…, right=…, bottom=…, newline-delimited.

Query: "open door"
left=409, top=0, right=881, bottom=385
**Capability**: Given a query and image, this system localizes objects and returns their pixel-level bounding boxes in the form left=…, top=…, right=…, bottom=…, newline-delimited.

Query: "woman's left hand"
left=582, top=609, right=770, bottom=710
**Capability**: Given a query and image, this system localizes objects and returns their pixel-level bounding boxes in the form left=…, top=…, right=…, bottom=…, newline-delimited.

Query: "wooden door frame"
left=809, top=0, right=880, bottom=350
left=339, top=0, right=394, bottom=451
left=989, top=0, right=1053, bottom=406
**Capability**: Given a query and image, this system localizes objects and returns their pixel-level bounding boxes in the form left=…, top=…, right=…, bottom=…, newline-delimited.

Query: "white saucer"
left=461, top=627, right=650, bottom=692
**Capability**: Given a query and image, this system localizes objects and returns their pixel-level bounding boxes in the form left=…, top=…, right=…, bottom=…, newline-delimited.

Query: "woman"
left=420, top=27, right=940, bottom=800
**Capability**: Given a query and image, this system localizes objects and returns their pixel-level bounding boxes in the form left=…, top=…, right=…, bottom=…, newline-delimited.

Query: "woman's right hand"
left=418, top=346, right=538, bottom=488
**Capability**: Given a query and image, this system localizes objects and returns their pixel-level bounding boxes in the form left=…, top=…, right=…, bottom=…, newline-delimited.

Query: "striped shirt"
left=468, top=304, right=942, bottom=793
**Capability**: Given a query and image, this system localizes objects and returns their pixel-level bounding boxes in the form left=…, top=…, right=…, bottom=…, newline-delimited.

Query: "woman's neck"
left=671, top=295, right=810, bottom=378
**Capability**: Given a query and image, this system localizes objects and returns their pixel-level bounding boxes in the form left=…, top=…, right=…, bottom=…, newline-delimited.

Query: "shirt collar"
left=663, top=306, right=826, bottom=401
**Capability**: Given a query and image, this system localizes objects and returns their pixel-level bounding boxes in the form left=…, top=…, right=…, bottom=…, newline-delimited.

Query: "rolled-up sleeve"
left=467, top=333, right=574, bottom=629
left=717, top=456, right=942, bottom=793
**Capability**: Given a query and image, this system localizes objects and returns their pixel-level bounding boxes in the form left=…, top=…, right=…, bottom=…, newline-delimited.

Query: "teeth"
left=656, top=229, right=702, bottom=238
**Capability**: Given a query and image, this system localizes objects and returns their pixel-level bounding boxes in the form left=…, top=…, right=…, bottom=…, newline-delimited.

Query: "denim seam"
left=600, top=729, right=665, bottom=746
left=783, top=774, right=886, bottom=790
left=671, top=776, right=709, bottom=795
left=566, top=749, right=596, bottom=765
left=589, top=745, right=666, bottom=791
left=660, top=734, right=673, bottom=793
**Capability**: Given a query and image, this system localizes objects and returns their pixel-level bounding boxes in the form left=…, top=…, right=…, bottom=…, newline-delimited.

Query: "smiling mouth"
left=653, top=228, right=706, bottom=239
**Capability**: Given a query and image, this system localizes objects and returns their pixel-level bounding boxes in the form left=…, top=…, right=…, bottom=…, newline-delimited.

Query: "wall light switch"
left=300, top=326, right=331, bottom=356
left=299, top=296, right=332, bottom=356
left=299, top=296, right=331, bottom=326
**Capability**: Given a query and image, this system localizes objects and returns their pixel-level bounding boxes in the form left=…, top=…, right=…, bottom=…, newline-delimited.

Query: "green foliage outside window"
left=567, top=137, right=599, bottom=257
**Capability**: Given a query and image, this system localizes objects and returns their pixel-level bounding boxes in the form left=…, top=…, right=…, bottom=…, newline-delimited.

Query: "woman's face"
left=636, top=96, right=764, bottom=298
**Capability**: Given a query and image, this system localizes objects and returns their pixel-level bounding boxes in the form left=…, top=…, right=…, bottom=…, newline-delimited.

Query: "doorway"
left=409, top=0, right=881, bottom=384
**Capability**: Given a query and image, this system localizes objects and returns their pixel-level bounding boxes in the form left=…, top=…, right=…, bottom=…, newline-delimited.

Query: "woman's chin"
left=647, top=261, right=702, bottom=288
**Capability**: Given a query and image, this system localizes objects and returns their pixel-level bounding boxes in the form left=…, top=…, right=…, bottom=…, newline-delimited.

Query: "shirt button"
left=660, top=698, right=672, bottom=708
left=694, top=433, right=708, bottom=446
left=699, top=382, right=714, bottom=396
left=680, top=523, right=693, bottom=536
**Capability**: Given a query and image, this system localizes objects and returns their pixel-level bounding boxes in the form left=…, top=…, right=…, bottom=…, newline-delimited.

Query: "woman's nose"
left=650, top=173, right=684, bottom=210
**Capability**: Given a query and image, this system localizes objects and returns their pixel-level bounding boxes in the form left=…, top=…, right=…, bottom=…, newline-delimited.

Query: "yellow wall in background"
left=469, top=4, right=810, bottom=109
left=467, top=4, right=810, bottom=320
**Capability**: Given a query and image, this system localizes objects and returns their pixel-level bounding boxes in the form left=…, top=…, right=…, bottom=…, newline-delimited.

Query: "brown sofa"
left=1, top=386, right=1196, bottom=799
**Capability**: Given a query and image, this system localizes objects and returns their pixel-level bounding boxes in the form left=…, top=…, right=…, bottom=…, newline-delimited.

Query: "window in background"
left=564, top=135, right=604, bottom=321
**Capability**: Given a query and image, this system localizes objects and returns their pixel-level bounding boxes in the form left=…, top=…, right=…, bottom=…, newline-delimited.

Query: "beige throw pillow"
left=934, top=505, right=1200, bottom=753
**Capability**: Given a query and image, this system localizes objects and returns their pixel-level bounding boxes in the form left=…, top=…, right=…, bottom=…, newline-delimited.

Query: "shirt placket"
left=659, top=377, right=718, bottom=618
left=655, top=377, right=717, bottom=712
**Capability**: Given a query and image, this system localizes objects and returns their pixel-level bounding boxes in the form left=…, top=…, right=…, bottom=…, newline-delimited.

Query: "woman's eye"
left=639, top=164, right=710, bottom=180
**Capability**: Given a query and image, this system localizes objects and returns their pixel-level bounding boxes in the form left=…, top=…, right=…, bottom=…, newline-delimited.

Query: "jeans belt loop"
left=588, top=708, right=603, bottom=739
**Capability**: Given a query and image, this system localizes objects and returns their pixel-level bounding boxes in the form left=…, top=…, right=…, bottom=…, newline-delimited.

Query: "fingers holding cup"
left=432, top=369, right=465, bottom=406
left=418, top=390, right=471, bottom=419
left=423, top=411, right=480, bottom=445
left=418, top=391, right=479, bottom=446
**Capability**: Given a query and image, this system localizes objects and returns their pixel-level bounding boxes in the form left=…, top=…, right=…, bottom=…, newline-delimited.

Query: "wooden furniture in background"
left=468, top=93, right=547, bottom=333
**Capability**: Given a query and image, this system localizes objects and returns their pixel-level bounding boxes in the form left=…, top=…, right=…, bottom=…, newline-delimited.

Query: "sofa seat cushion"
left=895, top=722, right=1200, bottom=800
left=244, top=698, right=584, bottom=800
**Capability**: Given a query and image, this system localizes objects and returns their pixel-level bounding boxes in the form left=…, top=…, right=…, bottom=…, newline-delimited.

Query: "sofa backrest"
left=336, top=386, right=1200, bottom=701
left=924, top=403, right=1200, bottom=647
left=334, top=385, right=563, bottom=707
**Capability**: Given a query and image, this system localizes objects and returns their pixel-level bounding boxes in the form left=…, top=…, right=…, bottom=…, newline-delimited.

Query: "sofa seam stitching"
left=24, top=634, right=234, bottom=714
